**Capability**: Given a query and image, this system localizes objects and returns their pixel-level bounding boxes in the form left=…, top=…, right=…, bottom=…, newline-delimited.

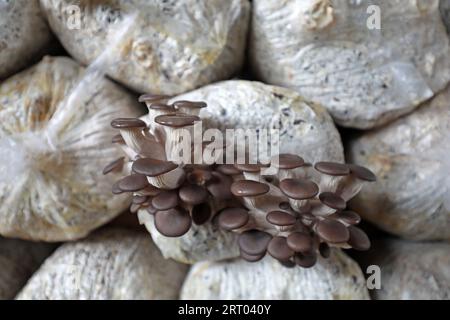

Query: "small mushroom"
left=103, top=157, right=125, bottom=175
left=138, top=94, right=172, bottom=105
left=238, top=230, right=273, bottom=256
left=132, top=158, right=185, bottom=190
left=155, top=113, right=200, bottom=163
left=336, top=164, right=376, bottom=201
left=286, top=232, right=314, bottom=253
left=154, top=207, right=192, bottom=237
left=116, top=174, right=149, bottom=192
left=231, top=180, right=270, bottom=208
left=279, top=178, right=319, bottom=213
left=314, top=162, right=350, bottom=193
left=311, top=192, right=346, bottom=217
left=267, top=236, right=295, bottom=261
left=269, top=153, right=306, bottom=181
left=314, top=219, right=350, bottom=244
left=266, top=211, right=297, bottom=227
left=172, top=100, right=207, bottom=116
left=234, top=163, right=269, bottom=182
left=347, top=226, right=371, bottom=251
left=216, top=207, right=250, bottom=231
left=111, top=118, right=165, bottom=160
left=152, top=190, right=179, bottom=210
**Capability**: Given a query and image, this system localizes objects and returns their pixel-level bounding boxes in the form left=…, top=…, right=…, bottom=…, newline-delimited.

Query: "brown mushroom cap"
left=112, top=181, right=124, bottom=195
left=294, top=252, right=317, bottom=268
left=111, top=118, right=147, bottom=129
left=152, top=190, right=179, bottom=210
left=314, top=162, right=350, bottom=176
left=319, top=192, right=346, bottom=210
left=155, top=114, right=200, bottom=128
left=266, top=211, right=297, bottom=226
left=279, top=179, right=319, bottom=200
left=238, top=230, right=273, bottom=256
left=136, top=185, right=161, bottom=197
left=138, top=94, right=172, bottom=103
left=216, top=164, right=242, bottom=176
left=117, top=174, right=149, bottom=192
left=132, top=158, right=178, bottom=177
left=315, top=219, right=349, bottom=244
left=240, top=250, right=265, bottom=263
left=234, top=162, right=269, bottom=173
left=274, top=154, right=305, bottom=169
left=286, top=232, right=313, bottom=253
left=347, top=226, right=371, bottom=251
left=335, top=211, right=361, bottom=225
left=217, top=208, right=250, bottom=230
left=149, top=103, right=176, bottom=112
left=191, top=203, right=212, bottom=225
left=206, top=172, right=233, bottom=200
left=230, top=180, right=270, bottom=197
left=173, top=100, right=207, bottom=109
left=111, top=134, right=125, bottom=144
left=103, top=157, right=125, bottom=175
left=178, top=184, right=208, bottom=205
left=154, top=207, right=192, bottom=237
left=132, top=195, right=148, bottom=205
left=146, top=203, right=158, bottom=215
left=187, top=168, right=213, bottom=185
left=267, top=237, right=295, bottom=261
left=279, top=202, right=291, bottom=210
left=348, top=164, right=376, bottom=182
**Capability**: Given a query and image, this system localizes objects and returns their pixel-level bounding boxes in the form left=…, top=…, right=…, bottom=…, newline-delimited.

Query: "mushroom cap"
left=155, top=114, right=200, bottom=128
left=206, top=172, right=233, bottom=200
left=191, top=203, right=212, bottom=225
left=186, top=167, right=213, bottom=185
left=294, top=252, right=317, bottom=268
left=273, top=154, right=305, bottom=169
left=314, top=162, right=350, bottom=176
left=234, top=162, right=269, bottom=173
left=216, top=164, right=242, bottom=176
left=103, top=157, right=125, bottom=175
left=347, top=226, right=371, bottom=251
left=149, top=103, right=176, bottom=112
left=238, top=230, right=273, bottom=256
left=266, top=211, right=297, bottom=226
left=154, top=207, right=192, bottom=237
left=267, top=237, right=295, bottom=261
left=173, top=100, right=207, bottom=109
left=319, top=192, right=346, bottom=210
left=279, top=202, right=291, bottom=210
left=111, top=118, right=147, bottom=129
left=179, top=184, right=208, bottom=205
left=230, top=180, right=270, bottom=197
left=132, top=158, right=178, bottom=177
left=132, top=195, right=148, bottom=205
left=136, top=185, right=161, bottom=197
left=117, top=174, right=149, bottom=192
left=348, top=164, right=376, bottom=182
left=279, top=179, right=319, bottom=200
left=286, top=232, right=313, bottom=253
left=152, top=190, right=179, bottom=210
left=335, top=211, right=361, bottom=225
left=111, top=134, right=125, bottom=144
left=138, top=93, right=172, bottom=103
left=315, top=219, right=350, bottom=244
left=240, top=250, right=265, bottom=263
left=112, top=181, right=124, bottom=195
left=217, top=207, right=250, bottom=230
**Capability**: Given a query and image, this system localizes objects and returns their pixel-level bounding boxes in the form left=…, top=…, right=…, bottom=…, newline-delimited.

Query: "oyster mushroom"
left=106, top=95, right=374, bottom=268
left=172, top=100, right=207, bottom=116
left=132, top=158, right=185, bottom=190
left=279, top=178, right=319, bottom=213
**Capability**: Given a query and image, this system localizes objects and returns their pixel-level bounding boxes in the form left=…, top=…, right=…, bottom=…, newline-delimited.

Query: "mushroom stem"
left=147, top=167, right=186, bottom=190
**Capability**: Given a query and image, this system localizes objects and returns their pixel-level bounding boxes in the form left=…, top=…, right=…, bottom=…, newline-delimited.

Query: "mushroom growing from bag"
left=106, top=95, right=375, bottom=268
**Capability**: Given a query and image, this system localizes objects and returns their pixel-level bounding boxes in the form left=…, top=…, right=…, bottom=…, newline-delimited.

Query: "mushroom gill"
left=104, top=95, right=376, bottom=269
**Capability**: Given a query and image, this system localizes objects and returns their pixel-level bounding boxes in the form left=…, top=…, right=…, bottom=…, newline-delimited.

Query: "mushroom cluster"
left=105, top=96, right=376, bottom=268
